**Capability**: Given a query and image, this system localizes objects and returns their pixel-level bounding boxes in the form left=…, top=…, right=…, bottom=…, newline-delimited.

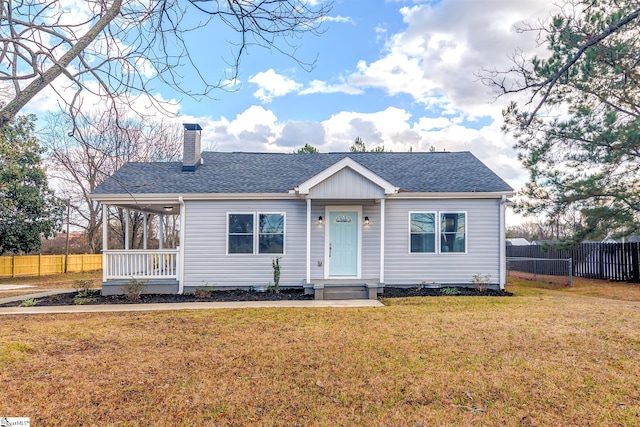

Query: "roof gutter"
left=389, top=191, right=515, bottom=199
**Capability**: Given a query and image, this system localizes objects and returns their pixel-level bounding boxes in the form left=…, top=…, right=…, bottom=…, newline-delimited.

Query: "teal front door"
left=329, top=211, right=358, bottom=276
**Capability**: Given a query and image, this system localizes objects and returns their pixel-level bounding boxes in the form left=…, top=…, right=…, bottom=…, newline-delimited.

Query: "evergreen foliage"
left=490, top=1, right=640, bottom=241
left=0, top=114, right=64, bottom=254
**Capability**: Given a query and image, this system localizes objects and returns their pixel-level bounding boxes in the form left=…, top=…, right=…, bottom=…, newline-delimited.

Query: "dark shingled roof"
left=92, top=151, right=513, bottom=195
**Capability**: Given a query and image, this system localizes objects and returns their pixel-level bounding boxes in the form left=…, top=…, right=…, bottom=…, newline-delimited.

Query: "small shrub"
left=193, top=287, right=212, bottom=298
left=73, top=279, right=94, bottom=292
left=120, top=278, right=147, bottom=301
left=471, top=273, right=492, bottom=292
left=76, top=288, right=98, bottom=298
left=73, top=296, right=97, bottom=305
left=19, top=298, right=38, bottom=307
left=440, top=287, right=460, bottom=296
left=272, top=257, right=281, bottom=293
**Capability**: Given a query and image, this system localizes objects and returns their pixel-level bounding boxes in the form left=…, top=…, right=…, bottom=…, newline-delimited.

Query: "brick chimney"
left=182, top=123, right=202, bottom=172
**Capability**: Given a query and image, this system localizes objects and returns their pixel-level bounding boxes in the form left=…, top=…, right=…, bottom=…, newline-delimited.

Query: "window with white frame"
left=410, top=212, right=436, bottom=253
left=228, top=213, right=285, bottom=254
left=258, top=213, right=284, bottom=254
left=409, top=211, right=467, bottom=253
left=440, top=212, right=466, bottom=253
left=228, top=213, right=254, bottom=254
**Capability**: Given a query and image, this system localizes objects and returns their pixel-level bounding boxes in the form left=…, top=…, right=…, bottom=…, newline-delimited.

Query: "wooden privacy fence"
left=507, top=242, right=640, bottom=282
left=0, top=254, right=102, bottom=278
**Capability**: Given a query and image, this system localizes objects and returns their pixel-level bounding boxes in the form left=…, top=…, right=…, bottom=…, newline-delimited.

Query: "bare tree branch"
left=0, top=0, right=332, bottom=127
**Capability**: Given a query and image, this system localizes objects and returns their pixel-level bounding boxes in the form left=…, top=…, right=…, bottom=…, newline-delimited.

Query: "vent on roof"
left=183, top=123, right=202, bottom=172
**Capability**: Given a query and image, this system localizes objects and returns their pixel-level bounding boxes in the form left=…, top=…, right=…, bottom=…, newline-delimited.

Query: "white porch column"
left=159, top=213, right=164, bottom=249
left=306, top=197, right=311, bottom=284
left=178, top=197, right=186, bottom=294
left=124, top=208, right=130, bottom=250
left=499, top=195, right=507, bottom=290
left=102, top=205, right=108, bottom=282
left=143, top=214, right=148, bottom=250
left=380, top=198, right=385, bottom=284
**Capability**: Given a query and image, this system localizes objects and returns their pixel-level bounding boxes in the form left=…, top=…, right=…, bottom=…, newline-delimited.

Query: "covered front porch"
left=100, top=199, right=183, bottom=296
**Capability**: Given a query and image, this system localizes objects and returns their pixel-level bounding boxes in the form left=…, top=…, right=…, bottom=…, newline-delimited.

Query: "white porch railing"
left=103, top=249, right=179, bottom=280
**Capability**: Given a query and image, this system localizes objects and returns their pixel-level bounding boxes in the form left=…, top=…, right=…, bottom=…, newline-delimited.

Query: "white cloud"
left=249, top=69, right=302, bottom=103
left=299, top=79, right=363, bottom=95
left=343, top=0, right=555, bottom=118
left=324, top=15, right=354, bottom=24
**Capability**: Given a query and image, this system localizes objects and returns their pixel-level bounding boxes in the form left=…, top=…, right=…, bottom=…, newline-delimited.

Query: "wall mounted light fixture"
left=364, top=216, right=370, bottom=225
left=163, top=206, right=174, bottom=213
left=318, top=216, right=324, bottom=225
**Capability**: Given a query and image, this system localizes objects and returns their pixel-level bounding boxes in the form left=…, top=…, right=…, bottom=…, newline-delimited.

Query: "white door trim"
left=324, top=205, right=362, bottom=279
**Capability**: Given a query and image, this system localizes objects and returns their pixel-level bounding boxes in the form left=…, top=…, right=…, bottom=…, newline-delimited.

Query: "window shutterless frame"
left=408, top=211, right=468, bottom=254
left=227, top=212, right=255, bottom=255
left=226, top=212, right=286, bottom=255
left=258, top=212, right=285, bottom=254
left=408, top=211, right=437, bottom=254
left=439, top=211, right=467, bottom=254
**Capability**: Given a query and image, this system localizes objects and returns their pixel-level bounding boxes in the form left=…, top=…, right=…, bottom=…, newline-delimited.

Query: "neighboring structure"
left=506, top=238, right=531, bottom=246
left=91, top=124, right=514, bottom=298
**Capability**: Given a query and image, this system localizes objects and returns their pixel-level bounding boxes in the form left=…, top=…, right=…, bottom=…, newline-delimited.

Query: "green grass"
left=1, top=278, right=639, bottom=426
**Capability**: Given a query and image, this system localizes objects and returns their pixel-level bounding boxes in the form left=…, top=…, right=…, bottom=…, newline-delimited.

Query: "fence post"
left=632, top=243, right=640, bottom=283
left=11, top=256, right=15, bottom=278
left=569, top=258, right=573, bottom=287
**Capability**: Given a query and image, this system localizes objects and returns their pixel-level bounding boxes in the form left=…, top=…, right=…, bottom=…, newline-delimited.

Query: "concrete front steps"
left=312, top=282, right=383, bottom=300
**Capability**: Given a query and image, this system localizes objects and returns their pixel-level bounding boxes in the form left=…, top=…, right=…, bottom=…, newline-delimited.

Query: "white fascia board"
left=389, top=191, right=515, bottom=199
left=90, top=192, right=299, bottom=203
left=297, top=157, right=398, bottom=195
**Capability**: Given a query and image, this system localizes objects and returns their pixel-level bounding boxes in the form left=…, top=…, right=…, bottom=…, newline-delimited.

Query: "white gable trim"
left=297, top=157, right=398, bottom=195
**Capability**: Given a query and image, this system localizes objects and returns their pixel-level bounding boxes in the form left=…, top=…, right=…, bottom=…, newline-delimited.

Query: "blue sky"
left=25, top=0, right=561, bottom=217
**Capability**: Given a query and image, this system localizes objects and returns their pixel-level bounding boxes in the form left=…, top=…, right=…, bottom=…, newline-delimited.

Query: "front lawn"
left=0, top=271, right=102, bottom=299
left=1, top=279, right=639, bottom=426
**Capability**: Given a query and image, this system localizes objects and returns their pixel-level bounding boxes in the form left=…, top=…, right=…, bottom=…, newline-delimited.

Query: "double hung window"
left=228, top=213, right=284, bottom=254
left=440, top=213, right=466, bottom=253
left=410, top=213, right=436, bottom=253
left=409, top=212, right=466, bottom=253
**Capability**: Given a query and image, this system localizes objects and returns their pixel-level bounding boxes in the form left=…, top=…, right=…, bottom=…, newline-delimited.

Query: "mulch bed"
left=381, top=287, right=513, bottom=298
left=0, top=288, right=312, bottom=307
left=0, top=287, right=512, bottom=307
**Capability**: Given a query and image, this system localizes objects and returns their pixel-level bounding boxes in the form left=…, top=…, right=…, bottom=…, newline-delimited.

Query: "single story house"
left=91, top=124, right=514, bottom=299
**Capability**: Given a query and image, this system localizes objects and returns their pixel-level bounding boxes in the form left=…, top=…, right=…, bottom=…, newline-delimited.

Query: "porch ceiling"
left=102, top=202, right=179, bottom=215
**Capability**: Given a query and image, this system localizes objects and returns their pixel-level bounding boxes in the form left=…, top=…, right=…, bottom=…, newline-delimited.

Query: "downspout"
left=102, top=205, right=108, bottom=283
left=499, top=195, right=507, bottom=290
left=178, top=197, right=186, bottom=294
left=306, top=198, right=311, bottom=284
left=380, top=198, right=385, bottom=284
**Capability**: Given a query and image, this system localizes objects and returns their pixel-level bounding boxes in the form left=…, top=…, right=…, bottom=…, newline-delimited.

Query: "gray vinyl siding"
left=182, top=197, right=501, bottom=288
left=183, top=199, right=307, bottom=288
left=309, top=168, right=385, bottom=199
left=384, top=198, right=501, bottom=285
